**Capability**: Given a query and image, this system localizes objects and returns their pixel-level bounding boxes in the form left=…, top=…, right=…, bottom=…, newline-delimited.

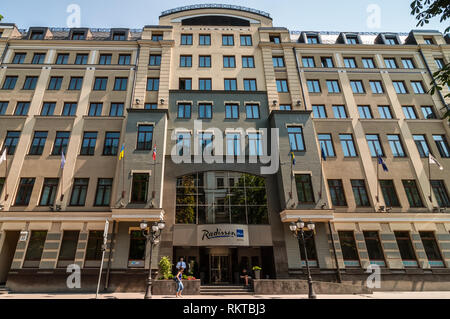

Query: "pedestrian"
left=175, top=268, right=184, bottom=298
left=176, top=257, right=186, bottom=270
left=240, top=268, right=251, bottom=287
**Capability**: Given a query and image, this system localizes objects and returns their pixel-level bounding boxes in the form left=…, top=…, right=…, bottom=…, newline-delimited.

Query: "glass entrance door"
left=210, top=255, right=230, bottom=283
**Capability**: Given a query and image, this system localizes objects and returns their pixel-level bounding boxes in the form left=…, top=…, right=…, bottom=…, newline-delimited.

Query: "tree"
left=411, top=1, right=450, bottom=120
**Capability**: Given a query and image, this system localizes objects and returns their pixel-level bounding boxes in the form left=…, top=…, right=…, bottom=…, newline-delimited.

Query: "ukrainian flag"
left=119, top=144, right=125, bottom=160
left=291, top=152, right=296, bottom=165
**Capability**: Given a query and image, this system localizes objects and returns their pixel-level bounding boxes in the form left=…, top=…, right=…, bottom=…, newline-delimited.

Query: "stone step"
left=200, top=291, right=254, bottom=295
left=0, top=286, right=10, bottom=295
left=200, top=285, right=254, bottom=295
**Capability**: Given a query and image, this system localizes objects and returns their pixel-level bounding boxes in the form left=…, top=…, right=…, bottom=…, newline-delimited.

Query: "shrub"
left=252, top=266, right=262, bottom=271
left=159, top=256, right=172, bottom=280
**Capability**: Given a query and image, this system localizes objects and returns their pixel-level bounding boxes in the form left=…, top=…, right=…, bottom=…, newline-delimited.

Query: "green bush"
left=252, top=266, right=262, bottom=271
left=159, top=256, right=172, bottom=279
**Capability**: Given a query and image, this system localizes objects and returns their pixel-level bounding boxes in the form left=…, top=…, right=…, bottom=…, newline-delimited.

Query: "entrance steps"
left=0, top=285, right=10, bottom=295
left=200, top=285, right=254, bottom=295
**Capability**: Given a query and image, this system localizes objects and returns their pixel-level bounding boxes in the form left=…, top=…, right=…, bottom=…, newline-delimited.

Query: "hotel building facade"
left=0, top=4, right=449, bottom=292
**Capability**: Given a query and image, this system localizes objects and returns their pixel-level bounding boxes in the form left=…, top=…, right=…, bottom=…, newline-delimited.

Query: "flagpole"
left=122, top=149, right=125, bottom=200
left=4, top=147, right=7, bottom=202
left=376, top=155, right=379, bottom=204
left=428, top=154, right=432, bottom=203
left=319, top=152, right=323, bottom=200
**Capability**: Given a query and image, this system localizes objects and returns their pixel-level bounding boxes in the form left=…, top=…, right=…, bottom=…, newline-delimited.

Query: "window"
left=137, top=125, right=153, bottom=150
left=384, top=58, right=397, bottom=69
left=24, top=231, right=47, bottom=266
left=366, top=134, right=383, bottom=157
left=420, top=232, right=444, bottom=267
left=199, top=55, right=211, bottom=67
left=146, top=78, right=159, bottom=91
left=75, top=53, right=88, bottom=65
left=340, top=134, right=357, bottom=157
left=222, top=34, right=234, bottom=46
left=332, top=105, right=347, bottom=119
left=393, top=81, right=407, bottom=94
left=380, top=180, right=400, bottom=207
left=128, top=230, right=146, bottom=263
left=394, top=232, right=418, bottom=267
left=318, top=134, right=335, bottom=157
left=181, top=34, right=193, bottom=45
left=179, top=78, right=192, bottom=90
left=288, top=127, right=305, bottom=151
left=338, top=231, right=360, bottom=266
left=68, top=77, right=83, bottom=90
left=2, top=76, right=18, bottom=90
left=180, top=55, right=192, bottom=67
left=223, top=56, right=236, bottom=68
left=23, top=76, right=38, bottom=90
left=93, top=77, right=108, bottom=90
left=70, top=178, right=89, bottom=206
left=280, top=104, right=291, bottom=111
left=363, top=231, right=385, bottom=266
left=362, top=58, right=375, bottom=69
left=387, top=135, right=405, bottom=157
left=39, top=178, right=58, bottom=206
left=431, top=180, right=450, bottom=207
left=0, top=101, right=8, bottom=115
left=435, top=58, right=444, bottom=69
left=344, top=57, right=357, bottom=68
left=424, top=38, right=434, bottom=45
left=295, top=175, right=315, bottom=203
left=85, top=231, right=104, bottom=261
left=29, top=131, right=48, bottom=155
left=321, top=57, right=334, bottom=68
left=198, top=104, right=212, bottom=119
left=312, top=105, right=327, bottom=118
left=118, top=54, right=131, bottom=65
left=151, top=34, right=163, bottom=41
left=58, top=231, right=79, bottom=264
left=199, top=34, right=211, bottom=45
left=52, top=132, right=70, bottom=155
left=413, top=135, right=430, bottom=158
left=350, top=80, right=365, bottom=93
left=103, top=132, right=120, bottom=156
left=248, top=133, right=263, bottom=156
left=30, top=31, right=44, bottom=40
left=328, top=179, right=347, bottom=206
left=88, top=103, right=103, bottom=116
left=240, top=35, right=252, bottom=46
left=41, top=102, right=56, bottom=116
left=242, top=56, right=255, bottom=68
left=48, top=77, right=63, bottom=90
left=114, top=77, right=127, bottom=91
left=276, top=79, right=289, bottom=92
left=4, top=131, right=21, bottom=155
left=144, top=103, right=157, bottom=110
left=112, top=32, right=126, bottom=41
left=402, top=58, right=415, bottom=69
left=12, top=52, right=26, bottom=64
left=226, top=133, right=241, bottom=156
left=369, top=81, right=384, bottom=94
left=270, top=34, right=282, bottom=43
left=32, top=53, right=45, bottom=64
left=177, top=104, right=191, bottom=118
left=199, top=78, right=212, bottom=90
left=109, top=103, right=124, bottom=116
left=15, top=178, right=35, bottom=206
left=358, top=105, right=372, bottom=119
left=306, top=35, right=318, bottom=44
left=149, top=54, right=161, bottom=66
left=176, top=132, right=191, bottom=156
left=402, top=180, right=424, bottom=207
left=14, top=102, right=30, bottom=115
left=246, top=104, right=260, bottom=119
left=199, top=132, right=213, bottom=154
left=411, top=81, right=425, bottom=94
left=80, top=132, right=97, bottom=155
left=225, top=104, right=239, bottom=119
left=421, top=106, right=436, bottom=119
left=351, top=180, right=370, bottom=207
left=385, top=36, right=398, bottom=45
left=224, top=79, right=237, bottom=91
left=56, top=53, right=69, bottom=65
left=98, top=54, right=112, bottom=65
left=307, top=80, right=321, bottom=93
left=433, top=135, right=450, bottom=158
left=378, top=106, right=392, bottom=119
left=244, top=78, right=257, bottom=91
left=71, top=32, right=85, bottom=40
left=326, top=80, right=340, bottom=93
left=94, top=178, right=112, bottom=206
left=62, top=102, right=77, bottom=116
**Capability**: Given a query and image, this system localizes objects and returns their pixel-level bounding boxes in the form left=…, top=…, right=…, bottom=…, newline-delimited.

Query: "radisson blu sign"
left=197, top=224, right=249, bottom=246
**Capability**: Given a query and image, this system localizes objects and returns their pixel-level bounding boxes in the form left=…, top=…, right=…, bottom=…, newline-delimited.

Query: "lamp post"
left=289, top=218, right=316, bottom=299
left=140, top=219, right=165, bottom=299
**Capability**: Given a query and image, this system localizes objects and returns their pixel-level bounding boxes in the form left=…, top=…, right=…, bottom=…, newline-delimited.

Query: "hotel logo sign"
left=197, top=224, right=249, bottom=246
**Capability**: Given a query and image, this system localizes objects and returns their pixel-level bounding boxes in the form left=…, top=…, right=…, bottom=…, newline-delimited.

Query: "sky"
left=0, top=0, right=447, bottom=33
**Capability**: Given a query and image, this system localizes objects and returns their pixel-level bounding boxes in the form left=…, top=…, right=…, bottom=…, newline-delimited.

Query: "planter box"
left=152, top=279, right=201, bottom=295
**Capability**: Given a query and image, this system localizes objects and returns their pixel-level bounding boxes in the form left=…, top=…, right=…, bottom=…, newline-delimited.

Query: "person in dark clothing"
left=240, top=268, right=252, bottom=287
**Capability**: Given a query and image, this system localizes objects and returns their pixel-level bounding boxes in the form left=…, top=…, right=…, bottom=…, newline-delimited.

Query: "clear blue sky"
left=0, top=0, right=447, bottom=32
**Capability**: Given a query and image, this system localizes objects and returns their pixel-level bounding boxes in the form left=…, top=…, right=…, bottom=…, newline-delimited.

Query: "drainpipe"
left=292, top=47, right=308, bottom=110
left=104, top=220, right=116, bottom=291
left=328, top=221, right=342, bottom=283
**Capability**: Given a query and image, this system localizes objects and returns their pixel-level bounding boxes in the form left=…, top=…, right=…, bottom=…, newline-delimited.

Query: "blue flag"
left=61, top=150, right=66, bottom=169
left=377, top=154, right=388, bottom=172
left=321, top=147, right=327, bottom=161
left=291, top=152, right=296, bottom=165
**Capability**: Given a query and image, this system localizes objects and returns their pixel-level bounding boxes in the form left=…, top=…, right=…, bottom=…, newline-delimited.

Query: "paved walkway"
left=1, top=291, right=450, bottom=299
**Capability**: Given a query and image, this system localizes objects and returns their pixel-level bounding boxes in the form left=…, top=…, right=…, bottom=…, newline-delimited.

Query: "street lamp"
left=289, top=218, right=316, bottom=299
left=140, top=219, right=165, bottom=299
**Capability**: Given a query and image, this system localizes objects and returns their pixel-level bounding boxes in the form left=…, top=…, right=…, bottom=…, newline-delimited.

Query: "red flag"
left=152, top=144, right=156, bottom=161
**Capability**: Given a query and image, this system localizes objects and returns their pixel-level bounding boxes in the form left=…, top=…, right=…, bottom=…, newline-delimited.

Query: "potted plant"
left=252, top=266, right=262, bottom=279
left=158, top=256, right=172, bottom=279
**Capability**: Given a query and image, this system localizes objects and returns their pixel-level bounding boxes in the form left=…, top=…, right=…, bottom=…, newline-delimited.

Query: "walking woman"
left=175, top=268, right=184, bottom=298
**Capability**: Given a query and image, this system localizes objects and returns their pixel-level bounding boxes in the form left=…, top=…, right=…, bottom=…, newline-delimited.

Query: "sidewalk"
left=1, top=291, right=450, bottom=299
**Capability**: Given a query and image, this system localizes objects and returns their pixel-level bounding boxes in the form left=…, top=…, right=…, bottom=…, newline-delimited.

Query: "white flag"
left=429, top=153, right=443, bottom=170
left=0, top=149, right=6, bottom=165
